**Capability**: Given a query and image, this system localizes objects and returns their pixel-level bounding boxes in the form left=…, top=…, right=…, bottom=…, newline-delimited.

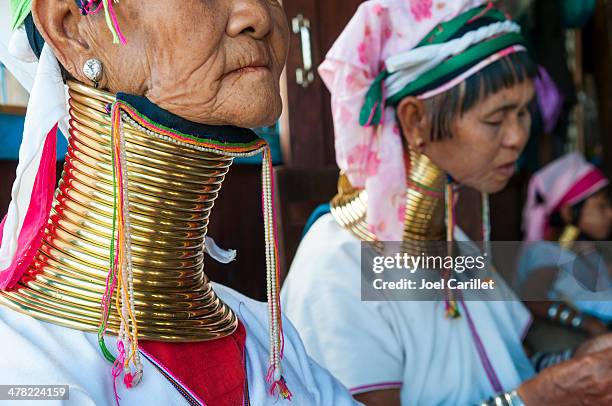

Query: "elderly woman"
left=281, top=1, right=612, bottom=405
left=0, top=1, right=358, bottom=405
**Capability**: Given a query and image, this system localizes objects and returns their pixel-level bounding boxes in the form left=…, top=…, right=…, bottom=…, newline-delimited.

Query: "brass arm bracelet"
left=477, top=389, right=525, bottom=406
left=531, top=348, right=575, bottom=372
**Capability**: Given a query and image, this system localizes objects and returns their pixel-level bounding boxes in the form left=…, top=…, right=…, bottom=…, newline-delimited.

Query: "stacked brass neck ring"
left=0, top=82, right=237, bottom=341
left=331, top=151, right=446, bottom=244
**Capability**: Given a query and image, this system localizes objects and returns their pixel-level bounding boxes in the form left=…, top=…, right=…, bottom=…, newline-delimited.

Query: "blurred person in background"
left=519, top=152, right=612, bottom=337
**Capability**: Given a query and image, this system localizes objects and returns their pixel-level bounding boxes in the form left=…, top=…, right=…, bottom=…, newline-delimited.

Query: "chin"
left=472, top=178, right=510, bottom=195
left=236, top=98, right=282, bottom=128
left=588, top=230, right=610, bottom=241
left=486, top=181, right=510, bottom=194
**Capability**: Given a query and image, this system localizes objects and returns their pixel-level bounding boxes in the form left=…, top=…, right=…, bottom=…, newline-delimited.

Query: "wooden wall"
left=591, top=0, right=612, bottom=176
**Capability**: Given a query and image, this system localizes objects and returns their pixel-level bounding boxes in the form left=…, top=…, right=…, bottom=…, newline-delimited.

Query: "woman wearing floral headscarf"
left=282, top=1, right=612, bottom=405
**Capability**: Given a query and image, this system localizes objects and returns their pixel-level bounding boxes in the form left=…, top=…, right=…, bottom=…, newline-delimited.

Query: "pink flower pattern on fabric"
left=366, top=152, right=382, bottom=177
left=410, top=0, right=433, bottom=22
left=357, top=42, right=369, bottom=65
left=346, top=144, right=371, bottom=169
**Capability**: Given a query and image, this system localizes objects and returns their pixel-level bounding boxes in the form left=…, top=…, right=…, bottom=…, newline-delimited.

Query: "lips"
left=495, top=161, right=516, bottom=178
left=225, top=53, right=272, bottom=78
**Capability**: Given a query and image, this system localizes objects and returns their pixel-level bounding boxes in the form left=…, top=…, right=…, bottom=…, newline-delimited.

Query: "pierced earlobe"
left=83, top=58, right=103, bottom=88
left=412, top=138, right=425, bottom=153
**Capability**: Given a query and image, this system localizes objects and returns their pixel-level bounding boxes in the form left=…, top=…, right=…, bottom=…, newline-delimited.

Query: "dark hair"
left=549, top=200, right=586, bottom=229
left=421, top=51, right=538, bottom=141
left=549, top=185, right=611, bottom=229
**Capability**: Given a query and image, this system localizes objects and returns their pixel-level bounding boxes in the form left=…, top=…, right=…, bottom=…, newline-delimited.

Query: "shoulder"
left=212, top=283, right=270, bottom=338
left=212, top=283, right=359, bottom=405
left=212, top=282, right=338, bottom=371
left=213, top=282, right=336, bottom=356
left=281, top=214, right=369, bottom=326
left=0, top=306, right=185, bottom=405
left=301, top=213, right=361, bottom=256
left=284, top=214, right=362, bottom=289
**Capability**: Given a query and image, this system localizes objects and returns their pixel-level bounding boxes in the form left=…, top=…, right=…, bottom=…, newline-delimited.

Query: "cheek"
left=148, top=8, right=225, bottom=85
left=580, top=211, right=609, bottom=238
left=271, top=10, right=290, bottom=61
left=428, top=132, right=499, bottom=183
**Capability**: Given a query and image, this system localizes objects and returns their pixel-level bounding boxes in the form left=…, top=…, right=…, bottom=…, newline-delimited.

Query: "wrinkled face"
left=423, top=80, right=535, bottom=193
left=577, top=191, right=612, bottom=240
left=34, top=0, right=289, bottom=128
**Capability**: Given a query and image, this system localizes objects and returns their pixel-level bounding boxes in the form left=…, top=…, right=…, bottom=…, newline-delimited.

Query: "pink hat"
left=523, top=152, right=609, bottom=241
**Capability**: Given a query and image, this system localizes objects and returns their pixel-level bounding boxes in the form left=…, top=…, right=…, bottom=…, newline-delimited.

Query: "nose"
left=501, top=114, right=530, bottom=151
left=227, top=0, right=273, bottom=39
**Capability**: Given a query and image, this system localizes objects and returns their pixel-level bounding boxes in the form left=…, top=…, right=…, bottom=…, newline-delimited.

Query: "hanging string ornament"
left=481, top=192, right=491, bottom=256
left=94, top=100, right=292, bottom=402
left=98, top=104, right=143, bottom=404
left=444, top=177, right=461, bottom=319
left=80, top=0, right=127, bottom=45
left=262, top=156, right=292, bottom=400
left=443, top=180, right=493, bottom=320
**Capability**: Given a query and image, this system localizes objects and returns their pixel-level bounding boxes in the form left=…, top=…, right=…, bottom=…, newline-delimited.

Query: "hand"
left=581, top=316, right=610, bottom=337
left=575, top=332, right=612, bottom=358
left=518, top=348, right=612, bottom=405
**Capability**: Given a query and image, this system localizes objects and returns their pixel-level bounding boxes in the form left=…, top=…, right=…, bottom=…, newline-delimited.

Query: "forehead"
left=588, top=190, right=610, bottom=202
left=477, top=80, right=535, bottom=111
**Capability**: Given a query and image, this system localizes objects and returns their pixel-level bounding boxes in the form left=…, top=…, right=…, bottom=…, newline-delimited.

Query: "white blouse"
left=0, top=282, right=359, bottom=405
left=282, top=214, right=534, bottom=406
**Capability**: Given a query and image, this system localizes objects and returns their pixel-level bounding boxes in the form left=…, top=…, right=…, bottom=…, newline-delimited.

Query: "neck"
left=331, top=151, right=446, bottom=242
left=0, top=81, right=262, bottom=341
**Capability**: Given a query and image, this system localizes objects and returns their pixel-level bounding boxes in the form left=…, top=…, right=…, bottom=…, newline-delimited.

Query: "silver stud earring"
left=83, top=59, right=103, bottom=88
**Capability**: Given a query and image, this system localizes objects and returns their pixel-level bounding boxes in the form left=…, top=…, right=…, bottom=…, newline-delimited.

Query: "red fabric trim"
left=554, top=169, right=608, bottom=211
left=140, top=321, right=247, bottom=406
left=0, top=126, right=58, bottom=289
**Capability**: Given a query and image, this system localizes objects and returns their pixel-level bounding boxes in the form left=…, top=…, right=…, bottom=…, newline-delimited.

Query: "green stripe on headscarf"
left=416, top=7, right=508, bottom=47
left=10, top=0, right=32, bottom=31
left=386, top=32, right=525, bottom=106
left=359, top=6, right=525, bottom=127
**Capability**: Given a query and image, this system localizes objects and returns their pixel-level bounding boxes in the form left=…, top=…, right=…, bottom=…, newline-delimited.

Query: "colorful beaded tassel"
left=80, top=0, right=127, bottom=45
left=97, top=104, right=143, bottom=405
left=262, top=151, right=292, bottom=400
